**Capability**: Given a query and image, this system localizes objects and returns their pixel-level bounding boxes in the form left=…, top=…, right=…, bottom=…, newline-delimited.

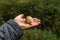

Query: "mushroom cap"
left=26, top=16, right=33, bottom=24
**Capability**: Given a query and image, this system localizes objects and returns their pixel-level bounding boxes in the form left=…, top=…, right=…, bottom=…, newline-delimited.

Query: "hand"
left=14, top=14, right=41, bottom=29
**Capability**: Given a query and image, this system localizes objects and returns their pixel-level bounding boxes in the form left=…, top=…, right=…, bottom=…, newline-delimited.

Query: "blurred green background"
left=0, top=0, right=60, bottom=40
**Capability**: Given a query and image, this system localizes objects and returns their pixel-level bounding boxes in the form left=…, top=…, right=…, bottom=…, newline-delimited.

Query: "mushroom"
left=26, top=16, right=33, bottom=24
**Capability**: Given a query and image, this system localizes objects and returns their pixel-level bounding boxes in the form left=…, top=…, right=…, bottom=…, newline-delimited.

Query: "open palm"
left=14, top=14, right=41, bottom=29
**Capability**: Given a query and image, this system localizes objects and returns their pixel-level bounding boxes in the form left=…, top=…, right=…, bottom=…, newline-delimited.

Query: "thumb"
left=18, top=14, right=24, bottom=18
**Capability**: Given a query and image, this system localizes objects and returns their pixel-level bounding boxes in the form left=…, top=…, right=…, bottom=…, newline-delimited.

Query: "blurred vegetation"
left=0, top=0, right=60, bottom=40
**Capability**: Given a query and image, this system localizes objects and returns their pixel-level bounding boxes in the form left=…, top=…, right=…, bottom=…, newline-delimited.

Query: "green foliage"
left=0, top=0, right=60, bottom=40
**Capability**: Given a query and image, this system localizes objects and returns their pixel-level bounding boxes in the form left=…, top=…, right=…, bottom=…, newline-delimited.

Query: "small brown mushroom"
left=26, top=16, right=33, bottom=24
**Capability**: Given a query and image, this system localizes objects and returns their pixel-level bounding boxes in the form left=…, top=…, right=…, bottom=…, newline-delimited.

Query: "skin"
left=14, top=14, right=41, bottom=29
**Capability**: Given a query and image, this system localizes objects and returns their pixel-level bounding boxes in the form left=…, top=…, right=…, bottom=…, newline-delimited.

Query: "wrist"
left=14, top=19, right=24, bottom=29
